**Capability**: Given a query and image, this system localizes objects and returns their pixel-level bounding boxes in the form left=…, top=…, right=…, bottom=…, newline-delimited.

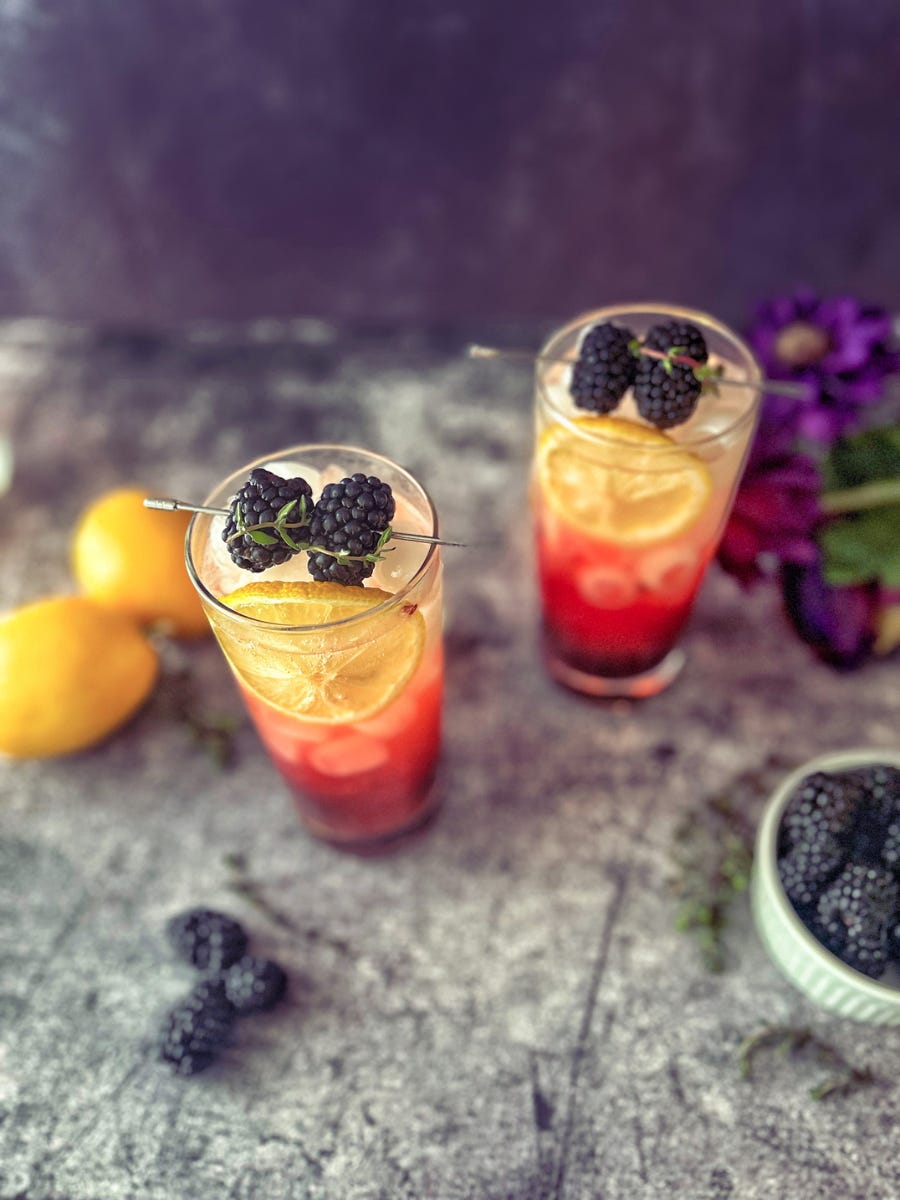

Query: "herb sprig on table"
left=151, top=661, right=241, bottom=768
left=738, top=1024, right=884, bottom=1101
left=670, top=757, right=790, bottom=972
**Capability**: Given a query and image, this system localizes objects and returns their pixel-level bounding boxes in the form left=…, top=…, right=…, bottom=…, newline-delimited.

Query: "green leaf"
left=278, top=528, right=302, bottom=551
left=249, top=530, right=279, bottom=546
left=820, top=504, right=900, bottom=586
left=277, top=499, right=299, bottom=521
left=824, top=426, right=900, bottom=491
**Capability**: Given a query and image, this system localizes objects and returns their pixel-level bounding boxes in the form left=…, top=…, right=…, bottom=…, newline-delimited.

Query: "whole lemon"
left=73, top=487, right=209, bottom=638
left=0, top=595, right=159, bottom=758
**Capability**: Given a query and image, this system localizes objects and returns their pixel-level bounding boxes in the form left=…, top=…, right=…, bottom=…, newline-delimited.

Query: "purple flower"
left=781, top=553, right=880, bottom=670
left=718, top=409, right=821, bottom=588
left=746, top=289, right=899, bottom=442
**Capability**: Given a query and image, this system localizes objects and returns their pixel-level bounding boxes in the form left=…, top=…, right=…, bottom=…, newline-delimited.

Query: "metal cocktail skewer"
left=467, top=343, right=809, bottom=400
left=143, top=497, right=464, bottom=548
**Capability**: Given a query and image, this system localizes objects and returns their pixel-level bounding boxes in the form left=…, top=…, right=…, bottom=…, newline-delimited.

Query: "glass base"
left=543, top=641, right=686, bottom=699
left=294, top=789, right=441, bottom=855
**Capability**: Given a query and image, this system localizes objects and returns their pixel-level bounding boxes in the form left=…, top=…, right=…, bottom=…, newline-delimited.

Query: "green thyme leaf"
left=249, top=530, right=279, bottom=546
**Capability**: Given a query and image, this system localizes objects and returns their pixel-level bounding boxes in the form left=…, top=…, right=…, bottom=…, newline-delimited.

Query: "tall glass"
left=186, top=445, right=443, bottom=847
left=533, top=304, right=761, bottom=698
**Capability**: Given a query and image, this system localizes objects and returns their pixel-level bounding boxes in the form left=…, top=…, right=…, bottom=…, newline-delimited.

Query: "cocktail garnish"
left=468, top=331, right=807, bottom=425
left=536, top=416, right=712, bottom=545
left=145, top=473, right=462, bottom=584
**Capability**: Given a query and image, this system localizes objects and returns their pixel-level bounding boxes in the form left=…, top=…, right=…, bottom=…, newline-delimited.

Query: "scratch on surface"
left=529, top=1052, right=555, bottom=1189
left=632, top=1115, right=649, bottom=1186
left=551, top=867, right=628, bottom=1200
left=29, top=1060, right=145, bottom=1185
left=12, top=890, right=90, bottom=1028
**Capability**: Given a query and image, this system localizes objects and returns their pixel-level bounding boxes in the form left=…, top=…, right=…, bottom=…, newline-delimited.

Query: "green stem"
left=820, top=478, right=900, bottom=515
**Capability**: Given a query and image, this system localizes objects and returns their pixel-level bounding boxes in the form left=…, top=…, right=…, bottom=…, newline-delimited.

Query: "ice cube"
left=309, top=733, right=390, bottom=777
left=353, top=690, right=417, bottom=741
left=575, top=564, right=638, bottom=609
left=637, top=546, right=701, bottom=597
left=372, top=537, right=428, bottom=589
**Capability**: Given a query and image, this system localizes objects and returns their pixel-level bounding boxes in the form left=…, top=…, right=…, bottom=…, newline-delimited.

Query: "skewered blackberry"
left=223, top=468, right=312, bottom=573
left=569, top=322, right=638, bottom=413
left=633, top=320, right=709, bottom=429
left=307, top=473, right=395, bottom=587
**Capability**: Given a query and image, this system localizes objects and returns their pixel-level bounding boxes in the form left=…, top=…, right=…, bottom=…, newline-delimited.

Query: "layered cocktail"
left=186, top=446, right=443, bottom=846
left=533, top=304, right=761, bottom=697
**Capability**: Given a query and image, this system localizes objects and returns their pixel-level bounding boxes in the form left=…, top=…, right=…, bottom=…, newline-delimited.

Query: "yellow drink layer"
left=213, top=580, right=426, bottom=723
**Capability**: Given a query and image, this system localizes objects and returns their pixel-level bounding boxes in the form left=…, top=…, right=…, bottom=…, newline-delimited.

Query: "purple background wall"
left=1, top=0, right=898, bottom=325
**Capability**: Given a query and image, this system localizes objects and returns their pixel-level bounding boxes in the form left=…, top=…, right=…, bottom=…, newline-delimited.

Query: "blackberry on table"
left=633, top=320, right=708, bottom=429
left=307, top=473, right=395, bottom=587
left=220, top=956, right=288, bottom=1015
left=223, top=468, right=313, bottom=573
left=158, top=979, right=236, bottom=1075
left=166, top=908, right=249, bottom=972
left=569, top=322, right=638, bottom=413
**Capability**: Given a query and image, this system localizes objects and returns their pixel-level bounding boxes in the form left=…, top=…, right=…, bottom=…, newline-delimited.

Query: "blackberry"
left=856, top=764, right=900, bottom=824
left=166, top=908, right=249, bottom=972
left=307, top=473, right=395, bottom=587
left=644, top=320, right=708, bottom=365
left=815, top=862, right=898, bottom=979
left=569, top=322, right=638, bottom=413
left=220, top=956, right=288, bottom=1015
left=881, top=818, right=900, bottom=873
left=889, top=918, right=900, bottom=963
left=222, top=468, right=313, bottom=573
left=778, top=833, right=845, bottom=910
left=158, top=979, right=236, bottom=1075
left=780, top=771, right=860, bottom=852
left=633, top=320, right=708, bottom=429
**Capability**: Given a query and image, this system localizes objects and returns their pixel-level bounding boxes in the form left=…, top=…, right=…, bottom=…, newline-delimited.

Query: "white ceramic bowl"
left=751, top=747, right=900, bottom=1025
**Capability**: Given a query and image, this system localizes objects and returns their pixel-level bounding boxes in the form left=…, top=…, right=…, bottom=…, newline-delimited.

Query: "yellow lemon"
left=0, top=595, right=158, bottom=758
left=216, top=580, right=425, bottom=723
left=72, top=487, right=208, bottom=638
left=536, top=415, right=712, bottom=545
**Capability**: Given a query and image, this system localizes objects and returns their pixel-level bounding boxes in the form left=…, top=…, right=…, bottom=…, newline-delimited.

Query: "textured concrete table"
left=1, top=320, right=898, bottom=1200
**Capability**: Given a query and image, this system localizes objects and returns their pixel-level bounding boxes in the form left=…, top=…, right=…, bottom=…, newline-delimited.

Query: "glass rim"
left=184, top=443, right=439, bottom=634
left=536, top=302, right=763, bottom=454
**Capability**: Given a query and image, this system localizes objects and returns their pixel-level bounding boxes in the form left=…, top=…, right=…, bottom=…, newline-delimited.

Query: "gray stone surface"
left=1, top=319, right=899, bottom=1200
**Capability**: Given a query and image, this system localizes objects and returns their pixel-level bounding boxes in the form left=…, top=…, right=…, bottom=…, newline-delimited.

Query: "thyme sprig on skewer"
left=145, top=495, right=462, bottom=573
left=468, top=341, right=808, bottom=399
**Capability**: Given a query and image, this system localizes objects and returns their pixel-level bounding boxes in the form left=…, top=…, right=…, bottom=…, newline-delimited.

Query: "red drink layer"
left=240, top=648, right=443, bottom=844
left=536, top=507, right=709, bottom=678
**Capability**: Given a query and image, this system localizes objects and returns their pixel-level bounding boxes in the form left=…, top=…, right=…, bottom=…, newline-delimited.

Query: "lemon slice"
left=536, top=416, right=712, bottom=545
left=214, top=580, right=425, bottom=723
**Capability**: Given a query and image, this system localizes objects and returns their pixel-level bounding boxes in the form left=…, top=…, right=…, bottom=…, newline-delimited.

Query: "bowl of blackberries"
left=751, top=748, right=900, bottom=1025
